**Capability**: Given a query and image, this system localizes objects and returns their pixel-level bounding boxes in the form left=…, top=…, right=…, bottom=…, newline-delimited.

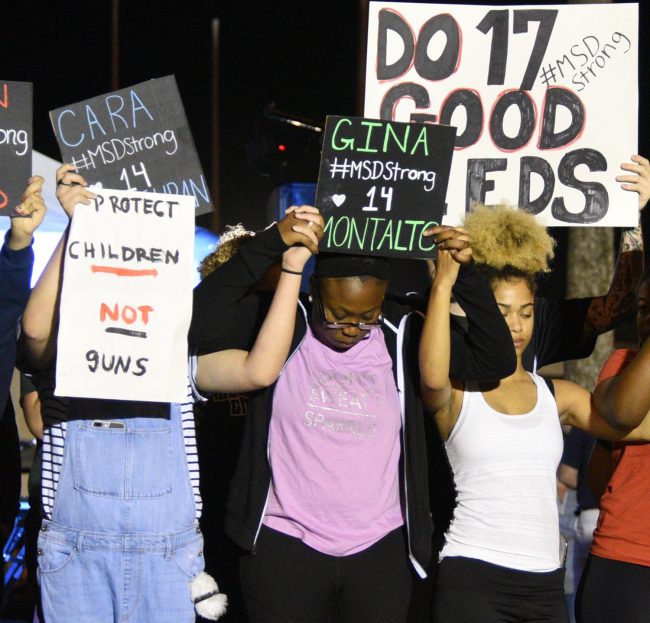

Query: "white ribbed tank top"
left=439, top=373, right=564, bottom=572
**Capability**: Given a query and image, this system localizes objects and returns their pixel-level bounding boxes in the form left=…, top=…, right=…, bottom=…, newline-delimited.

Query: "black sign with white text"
left=315, top=115, right=455, bottom=258
left=0, top=81, right=32, bottom=216
left=50, top=75, right=212, bottom=216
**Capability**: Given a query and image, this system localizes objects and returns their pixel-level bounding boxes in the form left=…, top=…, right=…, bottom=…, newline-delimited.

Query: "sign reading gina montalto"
left=315, top=115, right=456, bottom=259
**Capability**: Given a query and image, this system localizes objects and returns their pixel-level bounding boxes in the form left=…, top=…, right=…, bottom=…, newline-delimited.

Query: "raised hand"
left=55, top=163, right=96, bottom=219
left=276, top=205, right=324, bottom=256
left=616, top=154, right=650, bottom=211
left=426, top=225, right=473, bottom=265
left=9, top=176, right=46, bottom=250
left=280, top=206, right=325, bottom=273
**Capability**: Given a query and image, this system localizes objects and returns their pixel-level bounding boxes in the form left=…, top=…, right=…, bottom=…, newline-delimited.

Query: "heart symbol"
left=332, top=194, right=346, bottom=207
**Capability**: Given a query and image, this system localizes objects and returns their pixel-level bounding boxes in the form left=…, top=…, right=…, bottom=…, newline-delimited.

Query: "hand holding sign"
left=617, top=155, right=650, bottom=212
left=55, top=164, right=97, bottom=218
left=8, top=176, right=46, bottom=250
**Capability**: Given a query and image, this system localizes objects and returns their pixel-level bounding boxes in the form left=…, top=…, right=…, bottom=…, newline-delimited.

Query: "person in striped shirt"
left=20, top=163, right=324, bottom=623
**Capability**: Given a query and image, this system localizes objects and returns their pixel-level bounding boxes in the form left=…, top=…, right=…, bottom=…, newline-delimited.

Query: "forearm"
left=419, top=283, right=453, bottom=412
left=237, top=270, right=301, bottom=388
left=450, top=264, right=516, bottom=380
left=584, top=227, right=643, bottom=335
left=20, top=231, right=68, bottom=366
left=566, top=405, right=650, bottom=442
left=0, top=232, right=34, bottom=335
left=196, top=271, right=300, bottom=393
left=592, top=346, right=650, bottom=429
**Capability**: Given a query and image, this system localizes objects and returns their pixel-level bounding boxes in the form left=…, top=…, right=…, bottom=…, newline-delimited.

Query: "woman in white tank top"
left=420, top=206, right=650, bottom=623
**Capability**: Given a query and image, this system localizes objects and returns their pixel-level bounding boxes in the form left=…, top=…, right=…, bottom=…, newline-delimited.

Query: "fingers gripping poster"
left=364, top=2, right=639, bottom=227
left=56, top=188, right=195, bottom=403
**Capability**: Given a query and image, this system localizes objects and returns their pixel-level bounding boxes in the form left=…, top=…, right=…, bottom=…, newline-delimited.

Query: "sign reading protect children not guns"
left=55, top=188, right=195, bottom=403
left=364, top=2, right=638, bottom=227
left=0, top=81, right=32, bottom=216
left=50, top=76, right=212, bottom=216
left=315, top=115, right=456, bottom=259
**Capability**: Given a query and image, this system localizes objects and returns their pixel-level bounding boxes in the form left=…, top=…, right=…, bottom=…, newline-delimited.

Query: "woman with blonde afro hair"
left=462, top=203, right=555, bottom=295
left=419, top=205, right=650, bottom=623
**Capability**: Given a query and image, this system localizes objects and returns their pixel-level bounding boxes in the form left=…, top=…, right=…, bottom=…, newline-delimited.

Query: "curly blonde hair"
left=463, top=204, right=555, bottom=276
left=198, top=224, right=255, bottom=279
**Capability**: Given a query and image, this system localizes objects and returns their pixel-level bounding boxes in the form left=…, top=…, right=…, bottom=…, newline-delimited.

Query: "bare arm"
left=591, top=347, right=650, bottom=430
left=20, top=390, right=43, bottom=440
left=557, top=464, right=578, bottom=489
left=584, top=155, right=648, bottom=335
left=196, top=213, right=324, bottom=393
left=420, top=245, right=469, bottom=438
left=20, top=165, right=96, bottom=368
left=555, top=378, right=650, bottom=441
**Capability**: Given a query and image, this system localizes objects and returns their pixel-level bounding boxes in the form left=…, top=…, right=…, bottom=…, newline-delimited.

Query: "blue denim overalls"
left=38, top=403, right=204, bottom=623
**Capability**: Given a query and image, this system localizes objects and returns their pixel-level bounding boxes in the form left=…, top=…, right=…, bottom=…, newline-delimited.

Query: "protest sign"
left=50, top=76, right=212, bottom=216
left=0, top=81, right=32, bottom=216
left=365, top=2, right=638, bottom=227
left=56, top=188, right=195, bottom=403
left=315, top=115, right=455, bottom=258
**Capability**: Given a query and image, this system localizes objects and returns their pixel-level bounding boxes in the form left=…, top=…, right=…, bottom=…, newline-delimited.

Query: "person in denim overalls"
left=21, top=163, right=324, bottom=623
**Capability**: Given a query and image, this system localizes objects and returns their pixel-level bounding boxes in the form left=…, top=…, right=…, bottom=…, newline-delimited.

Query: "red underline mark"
left=91, top=265, right=159, bottom=277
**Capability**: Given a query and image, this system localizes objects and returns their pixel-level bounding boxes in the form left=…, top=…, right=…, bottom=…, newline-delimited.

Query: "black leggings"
left=239, top=525, right=413, bottom=623
left=576, top=554, right=650, bottom=623
left=433, top=556, right=567, bottom=623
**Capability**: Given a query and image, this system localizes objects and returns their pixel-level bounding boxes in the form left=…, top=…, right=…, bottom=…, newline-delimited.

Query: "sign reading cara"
left=50, top=76, right=212, bottom=216
left=0, top=81, right=32, bottom=216
left=56, top=188, right=195, bottom=403
left=315, top=115, right=455, bottom=259
left=365, top=2, right=638, bottom=227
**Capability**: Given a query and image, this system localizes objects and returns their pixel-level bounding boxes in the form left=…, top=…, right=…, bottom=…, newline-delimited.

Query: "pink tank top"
left=264, top=324, right=404, bottom=556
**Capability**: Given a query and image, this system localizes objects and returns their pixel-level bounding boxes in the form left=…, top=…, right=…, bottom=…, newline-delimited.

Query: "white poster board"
left=365, top=2, right=638, bottom=227
left=56, top=188, right=195, bottom=403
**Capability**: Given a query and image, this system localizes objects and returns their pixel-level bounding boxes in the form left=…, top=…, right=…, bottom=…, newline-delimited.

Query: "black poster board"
left=50, top=75, right=212, bottom=216
left=315, top=116, right=456, bottom=258
left=0, top=81, right=32, bottom=216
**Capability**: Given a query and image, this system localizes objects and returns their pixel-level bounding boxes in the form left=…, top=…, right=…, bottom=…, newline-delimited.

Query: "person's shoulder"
left=597, top=348, right=638, bottom=384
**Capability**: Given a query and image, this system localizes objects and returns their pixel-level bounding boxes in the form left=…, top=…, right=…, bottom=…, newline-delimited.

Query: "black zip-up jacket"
left=189, top=225, right=516, bottom=576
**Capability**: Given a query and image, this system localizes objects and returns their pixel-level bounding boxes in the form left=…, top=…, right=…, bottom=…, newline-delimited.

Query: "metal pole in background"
left=210, top=17, right=221, bottom=233
left=111, top=0, right=120, bottom=91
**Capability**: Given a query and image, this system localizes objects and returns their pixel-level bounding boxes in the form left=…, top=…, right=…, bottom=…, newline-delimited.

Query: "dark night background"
left=1, top=0, right=647, bottom=294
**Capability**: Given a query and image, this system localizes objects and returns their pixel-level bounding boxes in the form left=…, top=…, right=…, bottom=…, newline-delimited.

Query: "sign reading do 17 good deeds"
left=55, top=188, right=195, bottom=403
left=364, top=2, right=638, bottom=227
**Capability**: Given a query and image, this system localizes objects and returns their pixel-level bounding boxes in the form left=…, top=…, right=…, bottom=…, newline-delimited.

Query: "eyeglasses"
left=315, top=284, right=384, bottom=331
